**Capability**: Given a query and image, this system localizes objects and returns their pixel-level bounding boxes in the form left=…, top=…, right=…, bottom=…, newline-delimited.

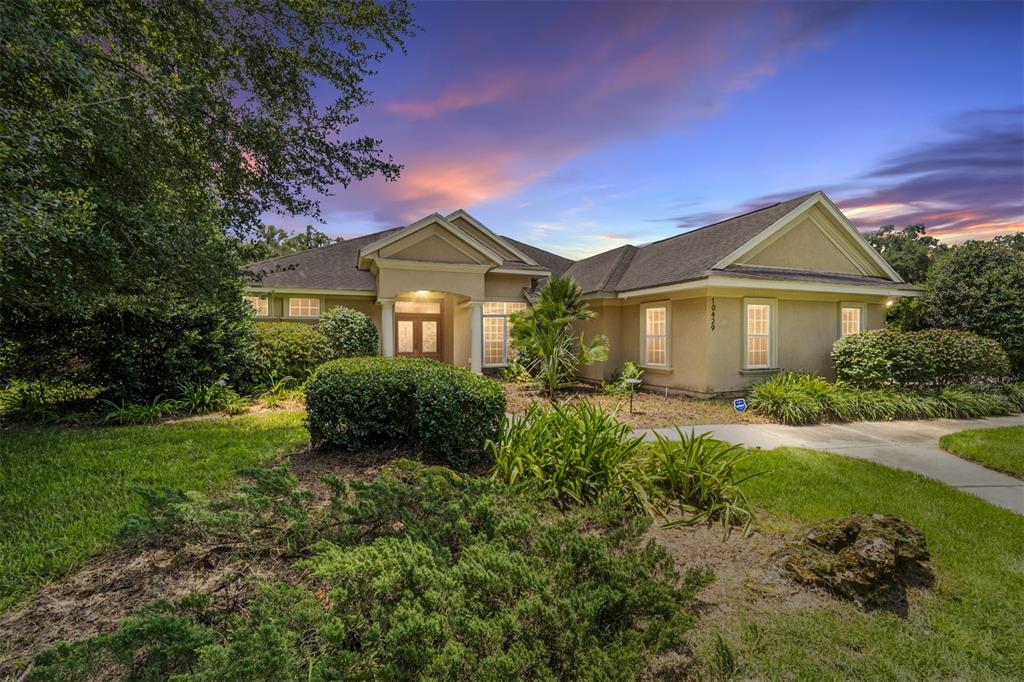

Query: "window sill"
left=640, top=365, right=673, bottom=374
left=740, top=367, right=780, bottom=376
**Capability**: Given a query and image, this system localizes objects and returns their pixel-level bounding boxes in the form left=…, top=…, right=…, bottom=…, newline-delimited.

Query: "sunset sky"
left=284, top=1, right=1024, bottom=259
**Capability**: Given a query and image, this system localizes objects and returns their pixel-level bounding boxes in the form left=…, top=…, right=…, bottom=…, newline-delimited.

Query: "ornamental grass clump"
left=488, top=401, right=761, bottom=534
left=749, top=372, right=1021, bottom=425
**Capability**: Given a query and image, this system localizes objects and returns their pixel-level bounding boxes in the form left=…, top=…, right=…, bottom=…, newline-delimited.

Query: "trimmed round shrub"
left=832, top=328, right=1011, bottom=388
left=319, top=306, right=379, bottom=357
left=306, top=357, right=506, bottom=469
left=250, top=322, right=332, bottom=385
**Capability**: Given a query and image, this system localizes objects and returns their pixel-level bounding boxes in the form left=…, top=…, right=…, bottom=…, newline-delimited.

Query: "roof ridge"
left=599, top=245, right=638, bottom=291
left=646, top=191, right=819, bottom=248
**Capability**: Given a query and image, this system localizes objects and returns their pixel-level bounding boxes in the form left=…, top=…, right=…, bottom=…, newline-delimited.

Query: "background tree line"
left=868, top=224, right=1024, bottom=374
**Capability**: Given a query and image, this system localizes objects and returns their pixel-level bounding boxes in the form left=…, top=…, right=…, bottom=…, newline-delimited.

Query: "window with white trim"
left=840, top=304, right=864, bottom=337
left=482, top=301, right=526, bottom=366
left=245, top=295, right=269, bottom=317
left=641, top=303, right=669, bottom=367
left=288, top=297, right=320, bottom=318
left=744, top=300, right=775, bottom=369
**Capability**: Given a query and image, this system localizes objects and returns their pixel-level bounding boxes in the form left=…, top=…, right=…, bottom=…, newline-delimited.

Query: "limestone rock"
left=780, top=514, right=932, bottom=607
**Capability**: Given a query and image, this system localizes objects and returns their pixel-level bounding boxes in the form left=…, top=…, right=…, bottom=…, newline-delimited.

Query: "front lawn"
left=939, top=425, right=1024, bottom=478
left=0, top=412, right=307, bottom=611
left=689, top=446, right=1024, bottom=680
left=503, top=381, right=764, bottom=428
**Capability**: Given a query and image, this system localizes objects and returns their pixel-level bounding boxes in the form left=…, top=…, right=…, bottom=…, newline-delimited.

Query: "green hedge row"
left=832, top=328, right=1011, bottom=388
left=249, top=307, right=378, bottom=386
left=306, top=357, right=506, bottom=468
left=749, top=372, right=1023, bottom=426
left=249, top=322, right=333, bottom=384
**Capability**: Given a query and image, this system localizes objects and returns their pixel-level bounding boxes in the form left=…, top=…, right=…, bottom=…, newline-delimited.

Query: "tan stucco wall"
left=387, top=232, right=483, bottom=264
left=581, top=290, right=890, bottom=396
left=739, top=216, right=862, bottom=275
left=376, top=267, right=485, bottom=300
left=484, top=273, right=533, bottom=299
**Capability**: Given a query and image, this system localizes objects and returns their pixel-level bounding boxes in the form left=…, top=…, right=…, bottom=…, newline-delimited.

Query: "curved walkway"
left=637, top=414, right=1024, bottom=515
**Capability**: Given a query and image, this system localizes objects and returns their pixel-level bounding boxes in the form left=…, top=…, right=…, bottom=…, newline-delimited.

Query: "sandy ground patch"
left=504, top=382, right=767, bottom=429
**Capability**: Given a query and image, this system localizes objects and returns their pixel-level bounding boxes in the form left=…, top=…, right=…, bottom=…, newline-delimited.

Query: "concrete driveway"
left=638, top=414, right=1024, bottom=515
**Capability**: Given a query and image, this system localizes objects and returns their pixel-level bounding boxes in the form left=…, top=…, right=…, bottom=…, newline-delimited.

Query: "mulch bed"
left=503, top=382, right=767, bottom=429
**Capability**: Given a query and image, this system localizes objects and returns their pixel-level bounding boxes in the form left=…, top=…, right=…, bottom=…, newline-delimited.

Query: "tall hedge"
left=249, top=322, right=332, bottom=385
left=319, top=306, right=378, bottom=357
left=305, top=357, right=506, bottom=469
left=925, top=240, right=1024, bottom=374
left=832, top=328, right=1011, bottom=388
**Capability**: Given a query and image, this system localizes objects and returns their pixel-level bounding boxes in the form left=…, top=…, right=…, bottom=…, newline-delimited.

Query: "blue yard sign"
left=732, top=398, right=747, bottom=412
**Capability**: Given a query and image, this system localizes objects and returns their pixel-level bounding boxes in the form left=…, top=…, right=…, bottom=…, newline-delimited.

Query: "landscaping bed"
left=503, top=381, right=766, bottom=428
left=939, top=425, right=1024, bottom=478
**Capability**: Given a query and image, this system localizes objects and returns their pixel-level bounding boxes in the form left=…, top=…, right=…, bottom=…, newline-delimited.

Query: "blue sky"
left=278, top=1, right=1024, bottom=259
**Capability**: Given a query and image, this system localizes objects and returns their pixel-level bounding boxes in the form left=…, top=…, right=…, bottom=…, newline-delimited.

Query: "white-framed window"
left=287, top=297, right=320, bottom=318
left=482, top=301, right=526, bottom=366
left=395, top=300, right=441, bottom=314
left=245, top=295, right=269, bottom=317
left=743, top=298, right=777, bottom=369
left=840, top=302, right=865, bottom=337
left=641, top=302, right=670, bottom=368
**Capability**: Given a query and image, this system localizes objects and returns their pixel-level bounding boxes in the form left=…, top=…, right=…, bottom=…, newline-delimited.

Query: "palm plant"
left=509, top=276, right=609, bottom=398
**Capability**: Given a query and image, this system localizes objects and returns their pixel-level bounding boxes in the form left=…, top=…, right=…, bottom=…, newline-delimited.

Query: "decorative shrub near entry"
left=319, top=306, right=379, bottom=357
left=306, top=357, right=506, bottom=468
left=832, top=328, right=1011, bottom=388
left=249, top=322, right=332, bottom=385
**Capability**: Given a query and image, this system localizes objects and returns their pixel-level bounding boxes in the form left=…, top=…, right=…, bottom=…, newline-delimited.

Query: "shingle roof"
left=246, top=226, right=563, bottom=290
left=715, top=265, right=915, bottom=288
left=246, top=228, right=403, bottom=290
left=245, top=191, right=897, bottom=295
left=500, top=236, right=574, bottom=276
left=566, top=193, right=816, bottom=293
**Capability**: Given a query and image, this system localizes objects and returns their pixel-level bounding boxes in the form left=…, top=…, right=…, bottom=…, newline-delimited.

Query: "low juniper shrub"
left=31, top=461, right=710, bottom=681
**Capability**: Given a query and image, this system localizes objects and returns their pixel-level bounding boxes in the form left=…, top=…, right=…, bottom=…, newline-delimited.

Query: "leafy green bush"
left=0, top=380, right=100, bottom=423
left=498, top=356, right=532, bottom=383
left=32, top=462, right=708, bottom=681
left=306, top=357, right=506, bottom=469
left=749, top=372, right=1019, bottom=425
left=6, top=300, right=256, bottom=404
left=489, top=401, right=760, bottom=534
left=249, top=321, right=332, bottom=385
left=100, top=397, right=183, bottom=425
left=602, top=361, right=644, bottom=395
left=832, top=328, right=1011, bottom=388
left=178, top=381, right=245, bottom=415
left=318, top=306, right=379, bottom=357
left=925, top=240, right=1024, bottom=374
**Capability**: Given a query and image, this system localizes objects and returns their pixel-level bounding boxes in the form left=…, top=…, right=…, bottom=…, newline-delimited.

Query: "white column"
left=379, top=299, right=395, bottom=357
left=469, top=301, right=483, bottom=373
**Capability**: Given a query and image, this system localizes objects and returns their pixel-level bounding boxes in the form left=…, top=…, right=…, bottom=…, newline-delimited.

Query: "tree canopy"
left=0, top=0, right=414, bottom=398
left=925, top=240, right=1024, bottom=373
left=2, top=0, right=413, bottom=323
left=866, top=224, right=947, bottom=284
left=237, top=224, right=343, bottom=263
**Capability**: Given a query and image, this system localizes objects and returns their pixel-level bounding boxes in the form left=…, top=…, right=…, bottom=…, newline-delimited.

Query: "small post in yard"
left=625, top=378, right=642, bottom=414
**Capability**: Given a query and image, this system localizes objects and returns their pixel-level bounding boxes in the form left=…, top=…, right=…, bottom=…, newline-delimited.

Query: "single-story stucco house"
left=245, top=191, right=921, bottom=397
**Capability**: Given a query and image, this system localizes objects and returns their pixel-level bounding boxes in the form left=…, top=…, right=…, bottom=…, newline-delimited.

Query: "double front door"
left=395, top=313, right=441, bottom=360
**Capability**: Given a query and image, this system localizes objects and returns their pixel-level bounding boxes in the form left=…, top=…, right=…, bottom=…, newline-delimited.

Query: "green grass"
left=0, top=412, right=307, bottom=611
left=693, top=446, right=1024, bottom=680
left=939, top=425, right=1024, bottom=478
